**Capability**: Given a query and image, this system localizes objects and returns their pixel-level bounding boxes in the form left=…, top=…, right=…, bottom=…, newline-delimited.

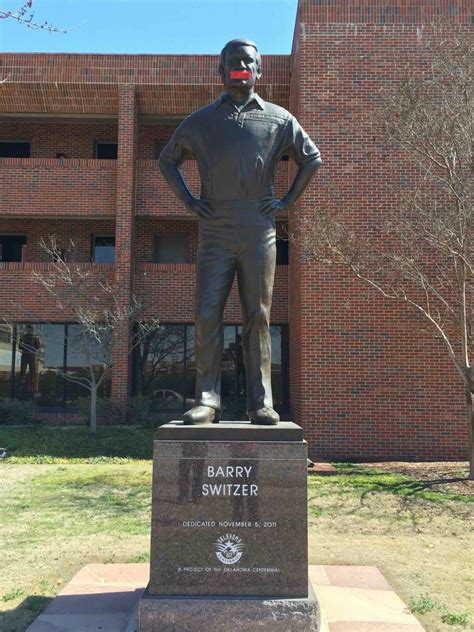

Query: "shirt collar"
left=213, top=92, right=265, bottom=111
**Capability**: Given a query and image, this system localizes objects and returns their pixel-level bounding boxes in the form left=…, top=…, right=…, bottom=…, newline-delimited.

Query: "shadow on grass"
left=0, top=426, right=157, bottom=462
left=354, top=476, right=472, bottom=503
left=309, top=464, right=473, bottom=504
left=0, top=595, right=51, bottom=632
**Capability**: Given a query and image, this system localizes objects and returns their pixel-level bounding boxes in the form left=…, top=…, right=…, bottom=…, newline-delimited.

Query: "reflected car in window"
left=153, top=389, right=194, bottom=410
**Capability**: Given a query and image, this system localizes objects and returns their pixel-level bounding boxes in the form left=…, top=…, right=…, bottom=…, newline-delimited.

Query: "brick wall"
left=0, top=158, right=116, bottom=218
left=111, top=85, right=137, bottom=406
left=0, top=218, right=115, bottom=261
left=136, top=264, right=289, bottom=324
left=1, top=3, right=470, bottom=459
left=0, top=54, right=290, bottom=114
left=0, top=121, right=117, bottom=158
left=289, top=0, right=471, bottom=460
left=0, top=263, right=114, bottom=321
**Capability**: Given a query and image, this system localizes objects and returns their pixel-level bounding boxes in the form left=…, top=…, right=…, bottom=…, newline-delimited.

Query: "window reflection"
left=8, top=323, right=111, bottom=408
left=15, top=324, right=64, bottom=406
left=0, top=325, right=13, bottom=398
left=92, top=236, right=115, bottom=263
left=65, top=325, right=110, bottom=405
left=134, top=325, right=189, bottom=410
left=133, top=323, right=288, bottom=417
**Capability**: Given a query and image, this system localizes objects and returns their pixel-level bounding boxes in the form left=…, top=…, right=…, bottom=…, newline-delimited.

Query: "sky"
left=0, top=0, right=299, bottom=55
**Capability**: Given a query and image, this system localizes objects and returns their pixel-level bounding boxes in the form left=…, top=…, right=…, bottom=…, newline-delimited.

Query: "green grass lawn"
left=0, top=425, right=156, bottom=463
left=0, top=427, right=472, bottom=632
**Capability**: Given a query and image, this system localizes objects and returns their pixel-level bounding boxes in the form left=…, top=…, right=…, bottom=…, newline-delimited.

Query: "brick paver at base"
left=26, top=563, right=424, bottom=631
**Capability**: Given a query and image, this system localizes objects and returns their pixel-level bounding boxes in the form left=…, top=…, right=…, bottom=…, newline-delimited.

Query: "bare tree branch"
left=0, top=0, right=77, bottom=33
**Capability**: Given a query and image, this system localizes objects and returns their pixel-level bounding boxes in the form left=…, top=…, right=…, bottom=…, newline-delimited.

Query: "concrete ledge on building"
left=26, top=563, right=425, bottom=632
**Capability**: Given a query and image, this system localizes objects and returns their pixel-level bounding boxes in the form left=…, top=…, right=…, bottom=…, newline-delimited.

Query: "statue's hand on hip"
left=259, top=197, right=290, bottom=216
left=185, top=197, right=213, bottom=219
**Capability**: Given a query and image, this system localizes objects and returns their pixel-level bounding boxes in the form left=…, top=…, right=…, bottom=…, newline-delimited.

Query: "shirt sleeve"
left=281, top=115, right=322, bottom=166
left=158, top=117, right=195, bottom=166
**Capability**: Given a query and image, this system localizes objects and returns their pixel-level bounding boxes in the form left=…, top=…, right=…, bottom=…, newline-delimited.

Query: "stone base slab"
left=138, top=579, right=320, bottom=632
left=26, top=564, right=426, bottom=631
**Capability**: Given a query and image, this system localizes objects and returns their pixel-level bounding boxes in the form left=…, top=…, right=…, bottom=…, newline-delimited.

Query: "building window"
left=94, top=141, right=118, bottom=160
left=0, top=325, right=14, bottom=399
left=276, top=236, right=289, bottom=265
left=154, top=141, right=166, bottom=159
left=64, top=324, right=111, bottom=405
left=92, top=235, right=115, bottom=263
left=133, top=324, right=289, bottom=417
left=1, top=323, right=110, bottom=408
left=153, top=235, right=187, bottom=263
left=0, top=235, right=27, bottom=262
left=0, top=141, right=30, bottom=158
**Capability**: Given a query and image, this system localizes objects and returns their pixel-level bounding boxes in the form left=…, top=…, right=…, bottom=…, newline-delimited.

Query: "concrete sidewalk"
left=27, top=563, right=424, bottom=631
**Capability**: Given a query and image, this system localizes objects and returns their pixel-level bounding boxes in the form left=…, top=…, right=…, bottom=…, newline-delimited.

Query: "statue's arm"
left=158, top=156, right=212, bottom=219
left=260, top=115, right=322, bottom=216
left=260, top=156, right=322, bottom=216
left=158, top=121, right=212, bottom=219
left=282, top=157, right=322, bottom=208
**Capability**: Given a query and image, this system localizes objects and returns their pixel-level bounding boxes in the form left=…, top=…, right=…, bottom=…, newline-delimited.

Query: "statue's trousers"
left=194, top=200, right=276, bottom=412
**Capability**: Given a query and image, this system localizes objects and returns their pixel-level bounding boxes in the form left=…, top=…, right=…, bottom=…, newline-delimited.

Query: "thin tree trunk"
left=90, top=385, right=97, bottom=435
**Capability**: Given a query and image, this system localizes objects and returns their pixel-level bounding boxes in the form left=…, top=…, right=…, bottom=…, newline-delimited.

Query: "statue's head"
left=219, top=39, right=262, bottom=90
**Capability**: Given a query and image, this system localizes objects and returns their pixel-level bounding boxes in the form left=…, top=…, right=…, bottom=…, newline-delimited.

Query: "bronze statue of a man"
left=159, top=39, right=322, bottom=425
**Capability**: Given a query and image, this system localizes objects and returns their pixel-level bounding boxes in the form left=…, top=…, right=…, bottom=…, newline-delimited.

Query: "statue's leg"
left=194, top=223, right=236, bottom=411
left=236, top=224, right=276, bottom=413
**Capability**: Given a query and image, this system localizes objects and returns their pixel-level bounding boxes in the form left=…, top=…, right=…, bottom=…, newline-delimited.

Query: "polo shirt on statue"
left=159, top=92, right=321, bottom=204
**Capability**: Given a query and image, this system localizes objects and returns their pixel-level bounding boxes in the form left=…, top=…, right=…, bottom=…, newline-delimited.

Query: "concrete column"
left=111, top=84, right=137, bottom=410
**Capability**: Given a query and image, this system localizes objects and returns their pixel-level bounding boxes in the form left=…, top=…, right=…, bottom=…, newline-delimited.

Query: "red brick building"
left=0, top=0, right=470, bottom=460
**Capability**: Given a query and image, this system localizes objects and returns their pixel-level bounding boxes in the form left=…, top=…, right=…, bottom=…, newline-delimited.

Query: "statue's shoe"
left=182, top=405, right=217, bottom=425
left=248, top=407, right=280, bottom=425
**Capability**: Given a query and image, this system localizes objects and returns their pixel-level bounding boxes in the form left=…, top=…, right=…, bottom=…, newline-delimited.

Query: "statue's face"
left=219, top=45, right=261, bottom=89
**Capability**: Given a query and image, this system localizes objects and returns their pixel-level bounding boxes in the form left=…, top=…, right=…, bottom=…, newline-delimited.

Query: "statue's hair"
left=220, top=39, right=261, bottom=68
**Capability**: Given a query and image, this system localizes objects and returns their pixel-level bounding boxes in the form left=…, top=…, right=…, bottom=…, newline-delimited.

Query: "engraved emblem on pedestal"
left=214, top=533, right=245, bottom=565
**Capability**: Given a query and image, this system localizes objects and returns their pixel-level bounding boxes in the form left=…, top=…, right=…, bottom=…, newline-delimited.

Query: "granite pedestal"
left=139, top=421, right=320, bottom=631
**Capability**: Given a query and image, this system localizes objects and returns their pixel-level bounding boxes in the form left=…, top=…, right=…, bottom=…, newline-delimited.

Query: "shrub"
left=128, top=396, right=155, bottom=427
left=0, top=398, right=39, bottom=425
left=75, top=396, right=123, bottom=425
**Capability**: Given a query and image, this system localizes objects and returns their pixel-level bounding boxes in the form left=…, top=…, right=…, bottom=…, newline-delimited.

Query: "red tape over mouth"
left=230, top=70, right=252, bottom=79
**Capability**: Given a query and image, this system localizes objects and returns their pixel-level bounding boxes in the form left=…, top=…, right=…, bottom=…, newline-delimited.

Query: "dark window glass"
left=15, top=324, right=65, bottom=407
left=270, top=325, right=285, bottom=413
left=153, top=235, right=187, bottom=263
left=0, top=325, right=13, bottom=399
left=0, top=141, right=30, bottom=158
left=134, top=325, right=187, bottom=410
left=0, top=235, right=26, bottom=262
left=280, top=155, right=289, bottom=161
left=154, top=141, right=166, bottom=159
left=11, top=323, right=112, bottom=408
left=133, top=324, right=288, bottom=419
left=276, top=236, right=289, bottom=265
left=92, top=235, right=115, bottom=263
left=94, top=142, right=118, bottom=160
left=64, top=324, right=110, bottom=405
left=184, top=325, right=196, bottom=406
